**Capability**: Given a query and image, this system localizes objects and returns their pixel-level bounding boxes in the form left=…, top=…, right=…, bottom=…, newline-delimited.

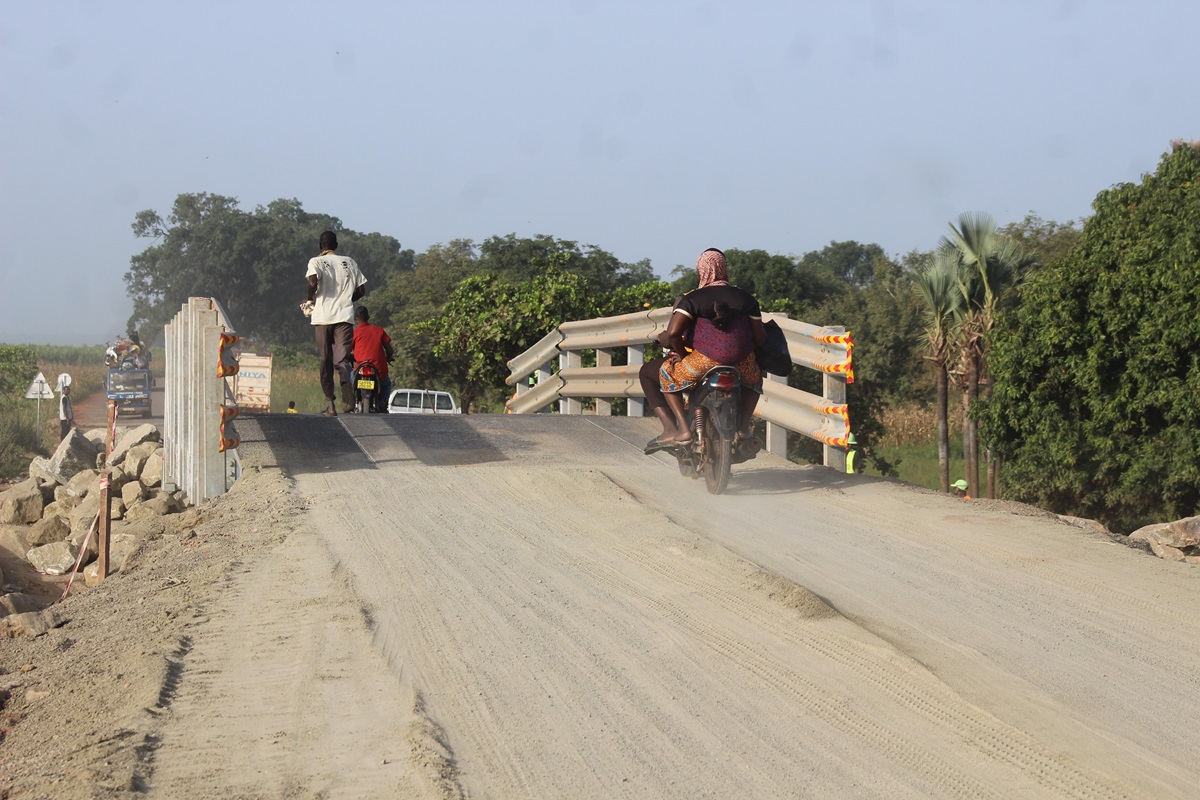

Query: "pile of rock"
left=0, top=424, right=187, bottom=581
left=1129, top=517, right=1200, bottom=564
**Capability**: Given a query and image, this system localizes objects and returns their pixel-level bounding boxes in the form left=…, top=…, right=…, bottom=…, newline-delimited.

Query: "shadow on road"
left=725, top=465, right=887, bottom=496
left=235, top=414, right=513, bottom=476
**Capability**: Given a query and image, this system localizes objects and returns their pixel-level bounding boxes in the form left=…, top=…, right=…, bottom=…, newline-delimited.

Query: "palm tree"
left=916, top=252, right=962, bottom=493
left=938, top=213, right=1034, bottom=498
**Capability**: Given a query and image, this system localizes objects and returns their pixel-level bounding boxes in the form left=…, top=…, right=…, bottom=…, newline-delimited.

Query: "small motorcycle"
left=668, top=366, right=759, bottom=494
left=352, top=361, right=383, bottom=414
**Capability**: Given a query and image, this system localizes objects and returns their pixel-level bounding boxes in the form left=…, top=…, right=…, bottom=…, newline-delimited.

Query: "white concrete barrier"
left=162, top=297, right=241, bottom=503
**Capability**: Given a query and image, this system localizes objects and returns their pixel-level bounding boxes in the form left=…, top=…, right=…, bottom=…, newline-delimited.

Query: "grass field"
left=861, top=404, right=967, bottom=493
left=268, top=364, right=330, bottom=414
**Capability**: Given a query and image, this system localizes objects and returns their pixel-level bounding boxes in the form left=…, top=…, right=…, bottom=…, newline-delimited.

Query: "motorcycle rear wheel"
left=700, top=407, right=732, bottom=494
left=357, top=390, right=376, bottom=414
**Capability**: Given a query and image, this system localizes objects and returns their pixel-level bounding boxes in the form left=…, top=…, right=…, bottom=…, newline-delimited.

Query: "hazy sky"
left=1, top=0, right=1195, bottom=345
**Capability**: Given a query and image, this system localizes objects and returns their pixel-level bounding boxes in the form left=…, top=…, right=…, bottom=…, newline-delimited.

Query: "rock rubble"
left=1, top=425, right=188, bottom=637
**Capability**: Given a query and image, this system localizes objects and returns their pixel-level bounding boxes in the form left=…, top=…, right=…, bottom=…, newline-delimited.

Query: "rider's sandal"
left=645, top=436, right=674, bottom=454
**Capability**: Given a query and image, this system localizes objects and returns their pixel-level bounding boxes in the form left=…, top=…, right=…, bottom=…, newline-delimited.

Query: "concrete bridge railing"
left=162, top=297, right=242, bottom=504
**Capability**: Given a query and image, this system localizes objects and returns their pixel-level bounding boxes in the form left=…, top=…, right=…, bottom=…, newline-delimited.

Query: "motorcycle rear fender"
left=689, top=366, right=741, bottom=438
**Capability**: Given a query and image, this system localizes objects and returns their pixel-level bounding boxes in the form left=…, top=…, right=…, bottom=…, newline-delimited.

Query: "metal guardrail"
left=505, top=307, right=853, bottom=469
left=162, top=297, right=242, bottom=504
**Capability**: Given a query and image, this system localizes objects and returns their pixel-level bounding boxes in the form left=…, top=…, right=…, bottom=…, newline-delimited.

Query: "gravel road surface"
left=2, top=413, right=1196, bottom=798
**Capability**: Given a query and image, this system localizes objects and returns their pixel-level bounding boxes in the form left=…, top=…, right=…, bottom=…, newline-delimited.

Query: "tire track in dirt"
left=301, top=463, right=1138, bottom=798
left=631, top=469, right=1200, bottom=794
left=144, top=521, right=462, bottom=799
left=545, top=471, right=1119, bottom=798
left=562, top=471, right=1135, bottom=800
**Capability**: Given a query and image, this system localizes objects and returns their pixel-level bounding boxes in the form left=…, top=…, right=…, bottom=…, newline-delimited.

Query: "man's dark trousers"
left=315, top=322, right=354, bottom=402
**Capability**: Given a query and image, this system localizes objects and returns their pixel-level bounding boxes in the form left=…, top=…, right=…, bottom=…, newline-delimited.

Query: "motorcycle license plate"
left=356, top=379, right=376, bottom=390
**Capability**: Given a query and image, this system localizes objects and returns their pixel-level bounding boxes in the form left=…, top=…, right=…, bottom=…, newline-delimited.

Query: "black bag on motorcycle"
left=756, top=319, right=791, bottom=376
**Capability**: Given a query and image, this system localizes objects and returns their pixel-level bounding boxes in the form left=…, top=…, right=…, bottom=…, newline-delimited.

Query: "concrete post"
left=535, top=362, right=553, bottom=413
left=559, top=351, right=581, bottom=415
left=764, top=372, right=788, bottom=457
left=595, top=349, right=612, bottom=416
left=627, top=344, right=645, bottom=417
left=163, top=320, right=176, bottom=491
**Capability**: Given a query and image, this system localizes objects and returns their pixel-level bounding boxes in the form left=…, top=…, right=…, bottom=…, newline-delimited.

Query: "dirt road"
left=3, top=413, right=1197, bottom=798
left=70, top=385, right=164, bottom=431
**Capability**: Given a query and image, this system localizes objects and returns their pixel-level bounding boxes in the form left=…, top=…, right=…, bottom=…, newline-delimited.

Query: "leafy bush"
left=980, top=142, right=1200, bottom=532
left=0, top=398, right=47, bottom=477
left=268, top=344, right=317, bottom=370
left=0, top=345, right=38, bottom=397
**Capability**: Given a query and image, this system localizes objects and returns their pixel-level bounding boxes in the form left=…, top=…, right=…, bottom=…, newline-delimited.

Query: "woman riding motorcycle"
left=639, top=248, right=765, bottom=451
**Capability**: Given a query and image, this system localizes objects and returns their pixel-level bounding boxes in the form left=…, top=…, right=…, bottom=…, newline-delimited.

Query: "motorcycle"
left=663, top=365, right=760, bottom=495
left=352, top=361, right=384, bottom=413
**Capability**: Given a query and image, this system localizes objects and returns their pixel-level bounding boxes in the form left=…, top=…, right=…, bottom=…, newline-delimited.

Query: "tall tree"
left=368, top=239, right=482, bottom=391
left=938, top=213, right=1032, bottom=497
left=814, top=253, right=925, bottom=476
left=125, top=193, right=411, bottom=347
left=916, top=251, right=963, bottom=492
left=479, top=233, right=652, bottom=293
left=415, top=265, right=597, bottom=412
left=998, top=213, right=1082, bottom=271
left=798, top=240, right=888, bottom=289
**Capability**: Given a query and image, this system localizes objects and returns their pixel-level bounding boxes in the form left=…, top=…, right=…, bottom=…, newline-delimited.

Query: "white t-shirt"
left=306, top=253, right=367, bottom=325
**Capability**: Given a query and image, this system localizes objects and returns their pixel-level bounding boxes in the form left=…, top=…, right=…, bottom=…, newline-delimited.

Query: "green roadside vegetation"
left=0, top=344, right=109, bottom=479
left=10, top=141, right=1193, bottom=530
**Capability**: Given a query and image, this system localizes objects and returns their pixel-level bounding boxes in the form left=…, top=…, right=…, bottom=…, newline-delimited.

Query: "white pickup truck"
left=386, top=389, right=460, bottom=415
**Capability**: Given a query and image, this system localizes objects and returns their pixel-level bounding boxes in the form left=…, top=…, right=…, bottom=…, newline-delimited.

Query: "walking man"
left=305, top=230, right=366, bottom=416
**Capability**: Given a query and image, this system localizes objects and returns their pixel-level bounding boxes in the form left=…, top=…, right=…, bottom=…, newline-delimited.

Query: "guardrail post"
left=823, top=326, right=848, bottom=471
left=559, top=351, right=581, bottom=414
left=535, top=362, right=553, bottom=413
left=594, top=349, right=612, bottom=416
left=764, top=373, right=788, bottom=457
left=627, top=344, right=645, bottom=417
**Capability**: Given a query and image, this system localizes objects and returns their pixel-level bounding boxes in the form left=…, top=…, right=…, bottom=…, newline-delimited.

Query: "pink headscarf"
left=696, top=249, right=729, bottom=288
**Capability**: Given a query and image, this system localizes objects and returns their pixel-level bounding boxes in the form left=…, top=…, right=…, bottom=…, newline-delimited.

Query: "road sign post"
left=24, top=372, right=55, bottom=431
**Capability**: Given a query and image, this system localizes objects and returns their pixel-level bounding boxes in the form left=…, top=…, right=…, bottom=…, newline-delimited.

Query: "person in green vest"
left=846, top=433, right=859, bottom=474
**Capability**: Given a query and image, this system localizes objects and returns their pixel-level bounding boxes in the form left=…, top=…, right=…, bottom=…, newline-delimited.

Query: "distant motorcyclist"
left=639, top=248, right=765, bottom=450
left=351, top=305, right=394, bottom=412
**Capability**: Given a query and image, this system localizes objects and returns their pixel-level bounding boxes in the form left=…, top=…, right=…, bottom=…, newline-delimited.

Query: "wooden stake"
left=106, top=399, right=118, bottom=459
left=97, top=471, right=112, bottom=581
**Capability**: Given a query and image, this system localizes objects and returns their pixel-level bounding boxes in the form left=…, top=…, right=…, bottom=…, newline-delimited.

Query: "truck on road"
left=106, top=367, right=152, bottom=418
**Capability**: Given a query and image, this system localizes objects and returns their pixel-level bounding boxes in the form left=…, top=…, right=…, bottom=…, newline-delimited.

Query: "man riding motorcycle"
left=351, top=305, right=395, bottom=412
